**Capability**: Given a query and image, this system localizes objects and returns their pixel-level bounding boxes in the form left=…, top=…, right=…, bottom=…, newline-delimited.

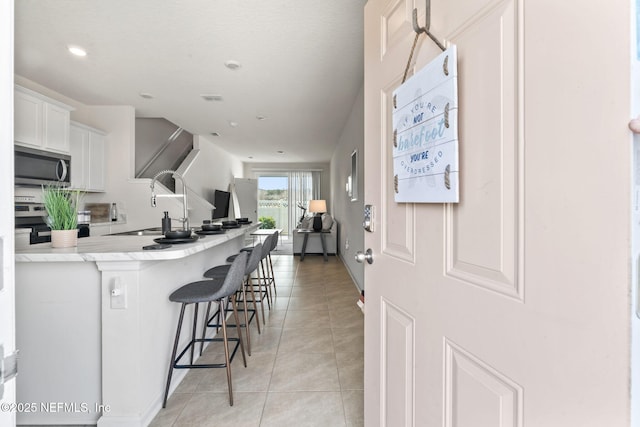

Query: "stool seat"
left=169, top=279, right=224, bottom=303
left=227, top=247, right=254, bottom=263
left=203, top=264, right=231, bottom=280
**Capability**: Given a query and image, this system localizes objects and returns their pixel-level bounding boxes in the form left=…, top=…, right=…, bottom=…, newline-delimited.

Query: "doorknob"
left=355, top=249, right=374, bottom=264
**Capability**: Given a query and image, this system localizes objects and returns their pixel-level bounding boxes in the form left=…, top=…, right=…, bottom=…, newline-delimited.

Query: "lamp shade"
left=308, top=199, right=327, bottom=213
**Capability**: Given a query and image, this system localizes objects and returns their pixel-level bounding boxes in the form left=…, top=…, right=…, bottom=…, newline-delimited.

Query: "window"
left=255, top=171, right=320, bottom=235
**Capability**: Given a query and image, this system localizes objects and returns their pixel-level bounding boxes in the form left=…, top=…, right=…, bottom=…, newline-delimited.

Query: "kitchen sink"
left=108, top=227, right=164, bottom=236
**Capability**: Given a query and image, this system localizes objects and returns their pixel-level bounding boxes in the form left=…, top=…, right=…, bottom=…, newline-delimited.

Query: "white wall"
left=185, top=135, right=244, bottom=203
left=330, top=85, right=364, bottom=290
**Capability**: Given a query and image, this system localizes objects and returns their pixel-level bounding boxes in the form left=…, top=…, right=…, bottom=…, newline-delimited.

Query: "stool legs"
left=218, top=295, right=247, bottom=405
left=238, top=278, right=253, bottom=356
left=163, top=303, right=187, bottom=408
left=260, top=258, right=273, bottom=308
left=252, top=262, right=268, bottom=323
left=163, top=295, right=247, bottom=408
left=219, top=298, right=233, bottom=404
left=230, top=293, right=247, bottom=367
left=244, top=273, right=261, bottom=334
left=268, top=251, right=277, bottom=296
left=190, top=303, right=198, bottom=364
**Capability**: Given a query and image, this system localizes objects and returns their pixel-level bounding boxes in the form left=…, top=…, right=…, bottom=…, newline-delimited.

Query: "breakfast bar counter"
left=15, top=223, right=259, bottom=427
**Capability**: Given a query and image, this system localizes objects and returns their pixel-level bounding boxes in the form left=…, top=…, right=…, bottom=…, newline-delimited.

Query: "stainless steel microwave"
left=14, top=145, right=71, bottom=187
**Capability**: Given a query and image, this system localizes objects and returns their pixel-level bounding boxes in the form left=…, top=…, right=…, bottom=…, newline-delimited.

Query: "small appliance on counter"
left=84, top=203, right=112, bottom=223
left=78, top=210, right=91, bottom=224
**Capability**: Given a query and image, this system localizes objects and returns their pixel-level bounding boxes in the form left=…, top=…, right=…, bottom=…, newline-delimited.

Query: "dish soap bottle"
left=110, top=203, right=118, bottom=222
left=162, top=211, right=171, bottom=234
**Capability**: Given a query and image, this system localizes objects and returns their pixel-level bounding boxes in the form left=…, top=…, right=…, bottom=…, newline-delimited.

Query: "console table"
left=250, top=228, right=282, bottom=248
left=297, top=229, right=331, bottom=261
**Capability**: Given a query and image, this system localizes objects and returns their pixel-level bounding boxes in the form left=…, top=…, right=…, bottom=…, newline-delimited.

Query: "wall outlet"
left=345, top=238, right=350, bottom=251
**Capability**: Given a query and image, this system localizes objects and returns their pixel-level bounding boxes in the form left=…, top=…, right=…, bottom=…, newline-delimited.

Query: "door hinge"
left=0, top=345, right=19, bottom=400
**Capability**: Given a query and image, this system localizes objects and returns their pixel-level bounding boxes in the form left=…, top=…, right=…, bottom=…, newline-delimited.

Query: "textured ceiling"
left=14, top=0, right=365, bottom=163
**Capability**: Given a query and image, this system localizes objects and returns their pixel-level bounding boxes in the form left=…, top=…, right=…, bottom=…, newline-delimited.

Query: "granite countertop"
left=15, top=223, right=259, bottom=263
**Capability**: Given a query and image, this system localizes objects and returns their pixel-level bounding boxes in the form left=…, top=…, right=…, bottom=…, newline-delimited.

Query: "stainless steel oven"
left=15, top=198, right=89, bottom=244
left=14, top=145, right=71, bottom=187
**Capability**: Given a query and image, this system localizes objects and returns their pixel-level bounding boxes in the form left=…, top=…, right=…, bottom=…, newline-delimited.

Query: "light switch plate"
left=110, top=278, right=127, bottom=309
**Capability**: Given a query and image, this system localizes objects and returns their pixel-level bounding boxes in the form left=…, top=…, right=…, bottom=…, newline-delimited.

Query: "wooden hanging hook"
left=412, top=0, right=446, bottom=52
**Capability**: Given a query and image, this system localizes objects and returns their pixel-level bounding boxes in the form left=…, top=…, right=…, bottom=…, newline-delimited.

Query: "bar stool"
left=255, top=231, right=277, bottom=303
left=227, top=235, right=273, bottom=321
left=266, top=230, right=279, bottom=296
left=202, top=243, right=263, bottom=355
left=255, top=233, right=275, bottom=308
left=162, top=251, right=248, bottom=408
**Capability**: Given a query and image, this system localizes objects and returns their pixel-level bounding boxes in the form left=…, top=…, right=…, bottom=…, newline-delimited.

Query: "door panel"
left=381, top=301, right=415, bottom=426
left=444, top=339, right=523, bottom=427
left=445, top=0, right=522, bottom=299
left=381, top=0, right=413, bottom=59
left=382, top=86, right=416, bottom=261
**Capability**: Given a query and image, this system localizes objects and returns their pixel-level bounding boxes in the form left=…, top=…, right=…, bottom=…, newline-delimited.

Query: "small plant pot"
left=51, top=229, right=78, bottom=248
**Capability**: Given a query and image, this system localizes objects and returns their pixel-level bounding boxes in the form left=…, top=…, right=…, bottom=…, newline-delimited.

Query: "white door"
left=363, top=0, right=632, bottom=426
left=0, top=1, right=16, bottom=426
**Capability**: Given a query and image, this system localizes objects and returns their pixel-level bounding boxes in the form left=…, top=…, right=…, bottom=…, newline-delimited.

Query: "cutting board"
left=85, top=203, right=111, bottom=223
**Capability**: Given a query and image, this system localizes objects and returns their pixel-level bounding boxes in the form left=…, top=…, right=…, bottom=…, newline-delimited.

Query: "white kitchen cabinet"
left=70, top=122, right=106, bottom=192
left=14, top=88, right=42, bottom=146
left=14, top=85, right=73, bottom=154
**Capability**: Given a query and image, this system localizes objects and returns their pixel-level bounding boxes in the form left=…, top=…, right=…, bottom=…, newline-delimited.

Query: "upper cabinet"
left=70, top=121, right=106, bottom=192
left=15, top=85, right=74, bottom=154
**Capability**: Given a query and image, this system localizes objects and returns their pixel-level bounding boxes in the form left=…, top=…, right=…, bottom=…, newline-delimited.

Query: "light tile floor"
left=150, top=254, right=364, bottom=427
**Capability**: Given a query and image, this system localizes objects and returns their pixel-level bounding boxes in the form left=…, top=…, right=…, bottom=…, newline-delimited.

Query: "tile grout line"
left=257, top=256, right=298, bottom=426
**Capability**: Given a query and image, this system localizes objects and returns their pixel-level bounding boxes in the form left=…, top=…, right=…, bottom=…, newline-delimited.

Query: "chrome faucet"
left=150, top=169, right=189, bottom=231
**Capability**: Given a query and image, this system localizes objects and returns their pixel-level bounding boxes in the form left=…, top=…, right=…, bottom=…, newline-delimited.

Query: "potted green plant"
left=42, top=184, right=82, bottom=248
left=259, top=216, right=276, bottom=229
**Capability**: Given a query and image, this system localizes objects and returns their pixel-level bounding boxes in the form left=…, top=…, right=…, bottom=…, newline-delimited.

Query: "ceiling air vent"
left=200, top=94, right=223, bottom=102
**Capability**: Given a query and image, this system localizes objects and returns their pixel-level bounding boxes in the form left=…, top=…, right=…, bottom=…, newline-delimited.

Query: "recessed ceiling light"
left=201, top=94, right=223, bottom=102
left=229, top=121, right=239, bottom=128
left=139, top=92, right=154, bottom=99
left=67, top=45, right=87, bottom=57
left=224, top=60, right=241, bottom=70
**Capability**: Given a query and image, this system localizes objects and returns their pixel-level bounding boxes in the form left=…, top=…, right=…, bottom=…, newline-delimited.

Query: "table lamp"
left=308, top=199, right=327, bottom=231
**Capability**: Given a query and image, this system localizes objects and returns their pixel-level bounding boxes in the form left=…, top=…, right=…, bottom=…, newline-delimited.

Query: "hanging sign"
left=392, top=46, right=459, bottom=203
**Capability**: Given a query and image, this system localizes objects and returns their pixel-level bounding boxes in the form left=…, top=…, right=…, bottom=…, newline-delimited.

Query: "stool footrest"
left=173, top=337, right=241, bottom=370
left=204, top=308, right=256, bottom=332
